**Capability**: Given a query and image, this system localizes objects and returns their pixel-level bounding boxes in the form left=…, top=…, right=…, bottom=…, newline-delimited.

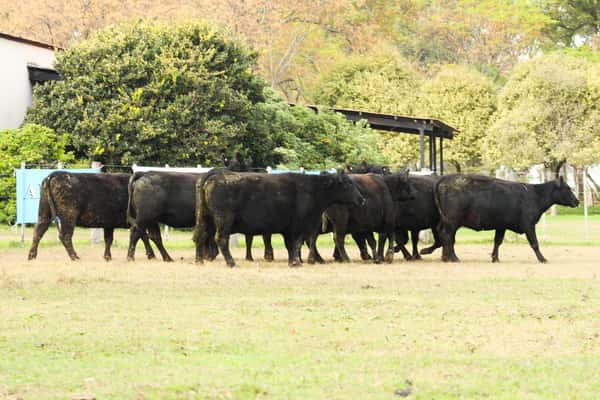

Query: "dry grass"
left=1, top=242, right=600, bottom=399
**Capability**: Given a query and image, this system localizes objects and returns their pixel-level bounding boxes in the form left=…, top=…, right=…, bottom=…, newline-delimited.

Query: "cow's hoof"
left=420, top=248, right=434, bottom=255
left=360, top=254, right=372, bottom=260
left=195, top=259, right=204, bottom=264
left=27, top=254, right=36, bottom=261
left=245, top=256, right=254, bottom=262
left=146, top=253, right=156, bottom=260
left=307, top=257, right=316, bottom=265
left=289, top=260, right=302, bottom=267
left=127, top=256, right=135, bottom=262
left=492, top=256, right=499, bottom=263
left=384, top=255, right=394, bottom=264
left=104, top=255, right=112, bottom=262
left=226, top=261, right=236, bottom=268
left=538, top=258, right=548, bottom=264
left=264, top=253, right=274, bottom=262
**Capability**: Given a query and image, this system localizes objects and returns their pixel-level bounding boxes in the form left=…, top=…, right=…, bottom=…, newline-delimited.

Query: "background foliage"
left=0, top=124, right=74, bottom=224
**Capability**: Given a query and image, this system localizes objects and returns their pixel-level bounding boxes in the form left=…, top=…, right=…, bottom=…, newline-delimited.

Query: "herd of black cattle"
left=27, top=161, right=579, bottom=266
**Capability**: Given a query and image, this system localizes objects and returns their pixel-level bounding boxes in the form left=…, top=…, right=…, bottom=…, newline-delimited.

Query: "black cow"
left=127, top=171, right=210, bottom=262
left=435, top=174, right=579, bottom=263
left=194, top=170, right=365, bottom=267
left=322, top=172, right=413, bottom=264
left=28, top=172, right=155, bottom=261
left=392, top=175, right=442, bottom=260
left=345, top=161, right=391, bottom=175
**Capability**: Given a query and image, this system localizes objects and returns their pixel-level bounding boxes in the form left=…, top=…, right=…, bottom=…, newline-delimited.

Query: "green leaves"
left=0, top=124, right=74, bottom=224
left=483, top=54, right=600, bottom=169
left=26, top=20, right=270, bottom=167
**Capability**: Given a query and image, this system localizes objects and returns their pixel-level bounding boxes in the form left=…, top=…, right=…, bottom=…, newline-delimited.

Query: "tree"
left=0, top=124, right=74, bottom=224
left=26, top=20, right=276, bottom=167
left=414, top=65, right=497, bottom=172
left=541, top=0, right=600, bottom=48
left=311, top=53, right=423, bottom=168
left=483, top=54, right=600, bottom=172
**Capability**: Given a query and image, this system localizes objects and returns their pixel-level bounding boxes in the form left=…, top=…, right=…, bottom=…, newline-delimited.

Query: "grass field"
left=2, top=219, right=600, bottom=399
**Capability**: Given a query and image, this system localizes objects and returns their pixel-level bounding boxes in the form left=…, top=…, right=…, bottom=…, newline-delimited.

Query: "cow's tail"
left=40, top=175, right=59, bottom=229
left=433, top=177, right=449, bottom=224
left=321, top=213, right=330, bottom=233
left=127, top=172, right=144, bottom=227
left=192, top=170, right=216, bottom=245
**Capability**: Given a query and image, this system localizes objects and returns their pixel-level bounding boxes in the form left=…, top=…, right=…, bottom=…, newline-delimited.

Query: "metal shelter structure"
left=299, top=104, right=457, bottom=175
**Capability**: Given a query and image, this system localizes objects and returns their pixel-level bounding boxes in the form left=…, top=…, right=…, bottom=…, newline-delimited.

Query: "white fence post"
left=90, top=161, right=103, bottom=244
left=20, top=161, right=26, bottom=242
left=163, top=164, right=170, bottom=241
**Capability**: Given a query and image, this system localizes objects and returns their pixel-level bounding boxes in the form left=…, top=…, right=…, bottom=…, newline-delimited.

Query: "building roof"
left=0, top=31, right=63, bottom=51
left=294, top=104, right=456, bottom=139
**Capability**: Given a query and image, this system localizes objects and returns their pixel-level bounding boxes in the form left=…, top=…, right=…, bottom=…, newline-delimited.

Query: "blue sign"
left=15, top=168, right=101, bottom=224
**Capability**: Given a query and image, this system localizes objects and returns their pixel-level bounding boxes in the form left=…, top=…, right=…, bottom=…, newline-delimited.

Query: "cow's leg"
left=103, top=228, right=114, bottom=261
left=262, top=234, right=274, bottom=261
left=366, top=233, right=377, bottom=259
left=491, top=228, right=506, bottom=263
left=283, top=234, right=294, bottom=265
left=383, top=231, right=395, bottom=263
left=333, top=231, right=351, bottom=262
left=58, top=220, right=79, bottom=261
left=410, top=230, right=422, bottom=260
left=147, top=224, right=173, bottom=262
left=140, top=232, right=156, bottom=260
left=353, top=233, right=371, bottom=260
left=525, top=228, right=547, bottom=263
left=127, top=226, right=143, bottom=261
left=289, top=235, right=304, bottom=267
left=214, top=217, right=235, bottom=267
left=193, top=222, right=208, bottom=264
left=245, top=234, right=254, bottom=261
left=394, top=230, right=413, bottom=260
left=307, top=229, right=325, bottom=264
left=28, top=219, right=51, bottom=260
left=440, top=223, right=459, bottom=262
left=420, top=228, right=442, bottom=255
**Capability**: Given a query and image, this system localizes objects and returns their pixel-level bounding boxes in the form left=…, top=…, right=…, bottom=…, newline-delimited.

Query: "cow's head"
left=331, top=171, right=366, bottom=206
left=553, top=176, right=579, bottom=207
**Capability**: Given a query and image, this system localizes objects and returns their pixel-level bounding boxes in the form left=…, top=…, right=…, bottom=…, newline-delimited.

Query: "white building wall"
left=0, top=37, right=56, bottom=129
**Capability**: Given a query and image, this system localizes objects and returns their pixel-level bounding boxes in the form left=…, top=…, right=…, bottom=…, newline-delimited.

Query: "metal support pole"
left=432, top=132, right=437, bottom=174
left=419, top=127, right=425, bottom=171
left=429, top=133, right=434, bottom=172
left=439, top=136, right=444, bottom=175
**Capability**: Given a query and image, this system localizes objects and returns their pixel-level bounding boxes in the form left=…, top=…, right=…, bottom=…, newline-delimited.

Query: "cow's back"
left=395, top=175, right=439, bottom=229
left=203, top=172, right=300, bottom=234
left=435, top=174, right=527, bottom=231
left=47, top=172, right=130, bottom=228
left=326, top=174, right=391, bottom=232
left=130, top=171, right=202, bottom=228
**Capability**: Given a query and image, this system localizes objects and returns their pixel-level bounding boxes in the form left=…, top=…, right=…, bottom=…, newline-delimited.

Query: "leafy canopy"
left=483, top=54, right=600, bottom=169
left=26, top=20, right=272, bottom=167
left=0, top=124, right=74, bottom=224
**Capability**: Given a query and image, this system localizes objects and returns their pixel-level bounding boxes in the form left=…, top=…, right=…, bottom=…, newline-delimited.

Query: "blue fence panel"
left=15, top=168, right=101, bottom=224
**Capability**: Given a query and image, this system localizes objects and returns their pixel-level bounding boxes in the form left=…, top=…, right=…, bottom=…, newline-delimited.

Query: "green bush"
left=26, top=20, right=274, bottom=167
left=0, top=124, right=74, bottom=224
